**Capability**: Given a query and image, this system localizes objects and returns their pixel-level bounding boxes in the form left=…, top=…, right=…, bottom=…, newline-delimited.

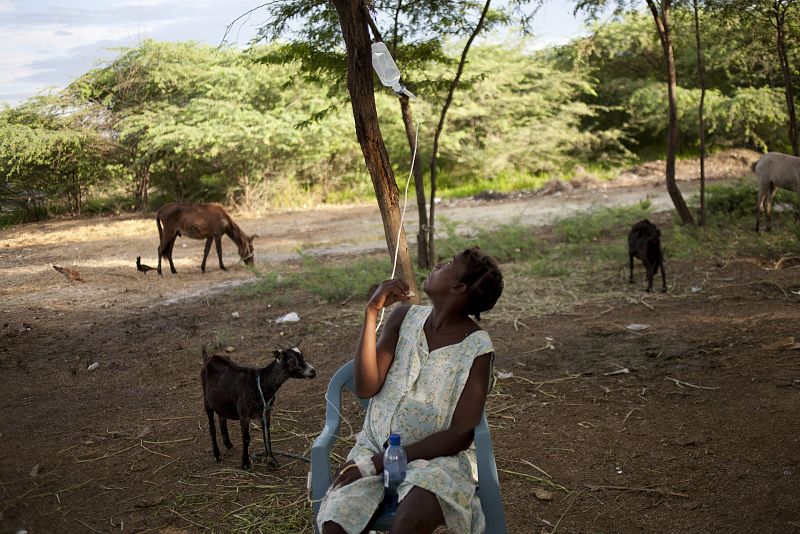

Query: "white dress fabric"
left=316, top=305, right=494, bottom=533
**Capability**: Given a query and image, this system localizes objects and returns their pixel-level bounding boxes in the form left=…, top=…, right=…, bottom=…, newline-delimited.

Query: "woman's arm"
left=370, top=352, right=492, bottom=472
left=354, top=279, right=412, bottom=398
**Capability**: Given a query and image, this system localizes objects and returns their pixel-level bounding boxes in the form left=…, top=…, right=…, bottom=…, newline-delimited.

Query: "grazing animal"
left=201, top=344, right=316, bottom=470
left=628, top=219, right=666, bottom=293
left=52, top=265, right=84, bottom=282
left=136, top=256, right=155, bottom=274
left=155, top=202, right=258, bottom=275
left=754, top=152, right=800, bottom=232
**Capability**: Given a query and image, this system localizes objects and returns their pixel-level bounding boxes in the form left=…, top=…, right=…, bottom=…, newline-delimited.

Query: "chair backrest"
left=323, top=360, right=507, bottom=533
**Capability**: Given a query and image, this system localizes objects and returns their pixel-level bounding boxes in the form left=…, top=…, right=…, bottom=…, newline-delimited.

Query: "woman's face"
left=422, top=252, right=468, bottom=296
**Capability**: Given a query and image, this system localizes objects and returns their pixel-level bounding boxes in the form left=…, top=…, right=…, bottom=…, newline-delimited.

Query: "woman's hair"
left=458, top=247, right=503, bottom=320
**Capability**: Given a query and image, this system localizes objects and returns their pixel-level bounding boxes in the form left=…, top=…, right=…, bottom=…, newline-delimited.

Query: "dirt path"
left=0, top=179, right=706, bottom=319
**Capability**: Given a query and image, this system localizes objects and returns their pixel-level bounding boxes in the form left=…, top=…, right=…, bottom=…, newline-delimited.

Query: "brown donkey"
left=156, top=203, right=257, bottom=275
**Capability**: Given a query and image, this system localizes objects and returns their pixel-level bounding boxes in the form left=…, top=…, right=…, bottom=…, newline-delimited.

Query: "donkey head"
left=273, top=344, right=316, bottom=379
left=237, top=234, right=258, bottom=265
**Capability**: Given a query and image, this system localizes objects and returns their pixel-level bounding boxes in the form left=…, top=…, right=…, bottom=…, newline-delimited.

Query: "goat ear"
left=250, top=234, right=259, bottom=241
left=273, top=350, right=282, bottom=361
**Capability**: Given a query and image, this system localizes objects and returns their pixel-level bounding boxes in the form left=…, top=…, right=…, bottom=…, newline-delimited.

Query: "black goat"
left=201, top=344, right=316, bottom=470
left=628, top=219, right=667, bottom=293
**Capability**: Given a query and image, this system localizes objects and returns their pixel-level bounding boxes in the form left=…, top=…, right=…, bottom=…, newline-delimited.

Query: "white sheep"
left=754, top=151, right=800, bottom=232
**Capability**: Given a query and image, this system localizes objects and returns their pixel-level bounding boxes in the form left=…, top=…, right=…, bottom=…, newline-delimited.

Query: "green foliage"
left=437, top=217, right=544, bottom=263
left=244, top=255, right=391, bottom=302
left=627, top=83, right=791, bottom=152
left=555, top=200, right=652, bottom=243
left=692, top=181, right=800, bottom=219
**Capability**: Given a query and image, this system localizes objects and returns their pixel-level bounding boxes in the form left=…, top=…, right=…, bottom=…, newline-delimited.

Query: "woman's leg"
left=389, top=487, right=445, bottom=534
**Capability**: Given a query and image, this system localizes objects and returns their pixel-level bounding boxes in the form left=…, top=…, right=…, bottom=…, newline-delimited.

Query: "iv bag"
left=371, top=42, right=415, bottom=99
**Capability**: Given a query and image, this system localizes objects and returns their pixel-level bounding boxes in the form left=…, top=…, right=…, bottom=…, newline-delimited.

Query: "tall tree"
left=329, top=0, right=419, bottom=299
left=691, top=0, right=707, bottom=225
left=712, top=0, right=798, bottom=154
left=575, top=0, right=695, bottom=225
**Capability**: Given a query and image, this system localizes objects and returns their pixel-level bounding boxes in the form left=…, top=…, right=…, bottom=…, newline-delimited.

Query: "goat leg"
left=628, top=253, right=635, bottom=284
left=645, top=263, right=654, bottom=293
left=660, top=260, right=667, bottom=293
left=206, top=408, right=222, bottom=462
left=219, top=417, right=234, bottom=449
left=261, top=413, right=279, bottom=470
left=240, top=418, right=252, bottom=470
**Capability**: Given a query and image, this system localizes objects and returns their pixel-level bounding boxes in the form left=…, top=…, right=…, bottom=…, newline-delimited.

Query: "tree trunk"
left=428, top=0, right=493, bottom=263
left=239, top=164, right=253, bottom=210
left=134, top=160, right=150, bottom=212
left=774, top=4, right=799, bottom=155
left=693, top=0, right=707, bottom=226
left=331, top=0, right=419, bottom=301
left=175, top=165, right=184, bottom=202
left=646, top=0, right=695, bottom=225
left=398, top=95, right=429, bottom=268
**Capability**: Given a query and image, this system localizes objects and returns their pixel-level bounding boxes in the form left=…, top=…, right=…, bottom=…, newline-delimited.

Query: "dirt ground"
left=3, top=150, right=799, bottom=533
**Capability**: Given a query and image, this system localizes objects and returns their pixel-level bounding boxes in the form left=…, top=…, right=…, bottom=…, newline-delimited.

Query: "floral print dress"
left=316, top=305, right=494, bottom=533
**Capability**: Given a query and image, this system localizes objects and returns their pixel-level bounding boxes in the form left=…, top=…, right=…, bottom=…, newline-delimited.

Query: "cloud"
left=0, top=0, right=299, bottom=105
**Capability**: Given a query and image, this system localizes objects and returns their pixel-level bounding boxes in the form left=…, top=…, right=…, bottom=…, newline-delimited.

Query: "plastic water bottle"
left=371, top=42, right=415, bottom=99
left=382, top=433, right=407, bottom=514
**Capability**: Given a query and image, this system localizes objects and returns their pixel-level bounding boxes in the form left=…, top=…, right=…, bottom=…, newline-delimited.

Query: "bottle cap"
left=389, top=433, right=401, bottom=446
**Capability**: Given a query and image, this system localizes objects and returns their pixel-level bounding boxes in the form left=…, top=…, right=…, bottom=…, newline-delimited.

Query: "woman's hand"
left=331, top=461, right=362, bottom=490
left=367, top=279, right=412, bottom=314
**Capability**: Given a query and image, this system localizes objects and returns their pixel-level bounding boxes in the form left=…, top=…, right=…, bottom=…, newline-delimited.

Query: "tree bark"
left=134, top=160, right=150, bottom=212
left=773, top=2, right=799, bottom=155
left=646, top=0, right=695, bottom=225
left=428, top=0, right=493, bottom=263
left=692, top=0, right=707, bottom=226
left=331, top=0, right=419, bottom=301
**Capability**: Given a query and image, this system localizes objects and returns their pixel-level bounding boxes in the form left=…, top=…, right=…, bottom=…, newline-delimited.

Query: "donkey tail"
left=156, top=213, right=163, bottom=240
left=201, top=344, right=209, bottom=363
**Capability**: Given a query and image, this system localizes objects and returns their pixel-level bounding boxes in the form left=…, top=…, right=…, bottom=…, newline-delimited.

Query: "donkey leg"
left=215, top=235, right=227, bottom=271
left=766, top=184, right=778, bottom=232
left=240, top=418, right=252, bottom=470
left=201, top=237, right=213, bottom=273
left=206, top=407, right=221, bottom=462
left=756, top=195, right=764, bottom=233
left=166, top=237, right=178, bottom=274
left=220, top=417, right=234, bottom=449
left=157, top=235, right=168, bottom=276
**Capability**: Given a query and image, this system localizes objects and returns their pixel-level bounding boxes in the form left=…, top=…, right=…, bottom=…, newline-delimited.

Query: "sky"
left=0, top=0, right=597, bottom=107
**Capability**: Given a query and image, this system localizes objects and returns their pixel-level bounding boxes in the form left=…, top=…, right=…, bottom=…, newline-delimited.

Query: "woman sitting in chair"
left=317, top=247, right=503, bottom=534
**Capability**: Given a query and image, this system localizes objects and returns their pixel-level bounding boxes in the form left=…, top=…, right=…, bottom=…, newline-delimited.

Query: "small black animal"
left=136, top=256, right=155, bottom=273
left=628, top=219, right=666, bottom=293
left=201, top=344, right=316, bottom=470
